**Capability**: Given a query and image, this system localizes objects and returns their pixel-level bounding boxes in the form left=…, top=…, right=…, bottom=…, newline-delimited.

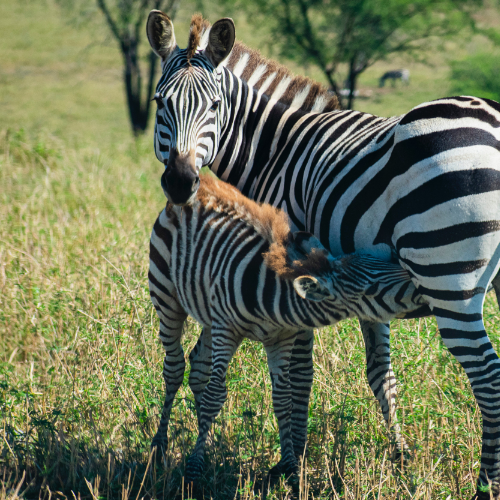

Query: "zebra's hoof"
left=471, top=491, right=499, bottom=500
left=151, top=444, right=167, bottom=466
left=184, top=455, right=204, bottom=484
left=266, top=459, right=299, bottom=494
left=471, top=492, right=491, bottom=500
left=391, top=448, right=410, bottom=467
left=471, top=485, right=500, bottom=500
left=151, top=437, right=168, bottom=466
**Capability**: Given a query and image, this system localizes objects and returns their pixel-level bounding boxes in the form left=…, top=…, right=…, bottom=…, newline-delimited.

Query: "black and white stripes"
left=148, top=175, right=423, bottom=486
left=147, top=12, right=500, bottom=498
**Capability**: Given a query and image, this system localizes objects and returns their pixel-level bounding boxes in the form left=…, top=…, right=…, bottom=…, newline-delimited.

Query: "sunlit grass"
left=0, top=130, right=496, bottom=499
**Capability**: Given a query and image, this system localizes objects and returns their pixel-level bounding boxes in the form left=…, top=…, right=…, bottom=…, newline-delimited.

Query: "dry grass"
left=0, top=130, right=497, bottom=499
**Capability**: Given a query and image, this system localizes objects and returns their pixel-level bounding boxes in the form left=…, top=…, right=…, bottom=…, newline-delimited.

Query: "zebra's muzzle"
left=161, top=152, right=200, bottom=205
left=161, top=164, right=200, bottom=205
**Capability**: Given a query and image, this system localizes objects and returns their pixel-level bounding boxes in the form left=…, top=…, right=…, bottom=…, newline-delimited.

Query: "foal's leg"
left=264, top=331, right=299, bottom=490
left=360, top=320, right=407, bottom=458
left=289, top=329, right=314, bottom=460
left=188, top=326, right=213, bottom=421
left=149, top=287, right=188, bottom=453
left=184, top=325, right=242, bottom=483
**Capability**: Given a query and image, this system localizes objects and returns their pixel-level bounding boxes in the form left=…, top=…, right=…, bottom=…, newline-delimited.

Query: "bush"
left=450, top=52, right=500, bottom=102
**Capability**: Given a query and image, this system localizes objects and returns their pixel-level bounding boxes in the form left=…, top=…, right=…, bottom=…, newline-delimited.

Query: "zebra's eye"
left=153, top=93, right=165, bottom=110
left=210, top=98, right=220, bottom=112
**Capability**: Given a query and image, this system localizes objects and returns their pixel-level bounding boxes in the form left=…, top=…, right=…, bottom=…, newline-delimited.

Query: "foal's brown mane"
left=192, top=175, right=332, bottom=279
left=186, top=14, right=339, bottom=113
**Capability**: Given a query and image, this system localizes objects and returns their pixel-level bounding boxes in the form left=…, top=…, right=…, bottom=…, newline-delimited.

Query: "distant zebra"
left=149, top=175, right=424, bottom=486
left=147, top=12, right=500, bottom=498
left=379, top=69, right=410, bottom=87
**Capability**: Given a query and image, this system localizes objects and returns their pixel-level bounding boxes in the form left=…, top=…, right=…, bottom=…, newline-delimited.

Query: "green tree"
left=223, top=0, right=475, bottom=109
left=451, top=53, right=500, bottom=102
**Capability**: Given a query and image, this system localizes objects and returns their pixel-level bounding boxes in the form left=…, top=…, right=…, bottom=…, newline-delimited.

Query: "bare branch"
left=96, top=0, right=123, bottom=42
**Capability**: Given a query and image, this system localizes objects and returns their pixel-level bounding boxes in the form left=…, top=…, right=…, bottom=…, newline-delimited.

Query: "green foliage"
left=450, top=52, right=500, bottom=102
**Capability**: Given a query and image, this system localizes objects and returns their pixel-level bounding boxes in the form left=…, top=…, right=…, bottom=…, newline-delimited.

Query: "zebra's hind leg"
left=288, top=329, right=314, bottom=461
left=264, top=331, right=300, bottom=496
left=359, top=320, right=408, bottom=461
left=184, top=325, right=243, bottom=484
left=188, top=326, right=213, bottom=422
left=434, top=301, right=500, bottom=500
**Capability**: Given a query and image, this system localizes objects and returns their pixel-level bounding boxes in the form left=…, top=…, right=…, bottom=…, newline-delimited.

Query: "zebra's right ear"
left=205, top=18, right=235, bottom=68
left=293, top=276, right=330, bottom=302
left=147, top=10, right=177, bottom=60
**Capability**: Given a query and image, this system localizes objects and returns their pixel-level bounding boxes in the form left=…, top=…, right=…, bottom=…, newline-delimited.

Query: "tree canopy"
left=222, top=0, right=476, bottom=108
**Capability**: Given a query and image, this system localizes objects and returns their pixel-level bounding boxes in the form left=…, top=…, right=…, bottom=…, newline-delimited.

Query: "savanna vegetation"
left=2, top=0, right=500, bottom=498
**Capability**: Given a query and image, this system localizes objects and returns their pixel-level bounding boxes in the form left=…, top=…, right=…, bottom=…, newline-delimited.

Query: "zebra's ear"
left=147, top=10, right=177, bottom=60
left=289, top=232, right=334, bottom=262
left=294, top=276, right=330, bottom=302
left=205, top=18, right=235, bottom=68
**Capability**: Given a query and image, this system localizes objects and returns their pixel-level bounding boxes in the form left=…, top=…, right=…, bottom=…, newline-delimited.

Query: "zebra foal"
left=149, top=174, right=423, bottom=485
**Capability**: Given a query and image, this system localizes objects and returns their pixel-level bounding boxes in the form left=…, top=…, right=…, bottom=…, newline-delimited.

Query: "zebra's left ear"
left=289, top=232, right=334, bottom=262
left=293, top=276, right=330, bottom=302
left=205, top=18, right=235, bottom=68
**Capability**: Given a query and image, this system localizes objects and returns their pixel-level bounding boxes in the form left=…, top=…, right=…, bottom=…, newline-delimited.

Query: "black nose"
left=161, top=167, right=199, bottom=205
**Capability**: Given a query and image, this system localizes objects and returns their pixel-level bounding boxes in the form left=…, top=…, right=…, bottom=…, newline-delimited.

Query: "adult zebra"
left=146, top=11, right=500, bottom=499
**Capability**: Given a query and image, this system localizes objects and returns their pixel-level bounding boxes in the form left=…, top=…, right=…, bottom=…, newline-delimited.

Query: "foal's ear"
left=147, top=10, right=177, bottom=60
left=293, top=276, right=330, bottom=302
left=205, top=18, right=235, bottom=68
left=288, top=232, right=333, bottom=263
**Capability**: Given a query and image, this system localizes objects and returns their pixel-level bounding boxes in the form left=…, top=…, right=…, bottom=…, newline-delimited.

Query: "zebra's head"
left=147, top=11, right=235, bottom=205
left=288, top=232, right=422, bottom=321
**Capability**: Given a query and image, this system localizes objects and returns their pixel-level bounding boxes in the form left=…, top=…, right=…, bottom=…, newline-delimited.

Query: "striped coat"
left=148, top=175, right=423, bottom=486
left=147, top=12, right=500, bottom=498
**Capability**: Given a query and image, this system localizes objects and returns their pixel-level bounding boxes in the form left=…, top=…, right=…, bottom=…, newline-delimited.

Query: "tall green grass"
left=0, top=129, right=496, bottom=499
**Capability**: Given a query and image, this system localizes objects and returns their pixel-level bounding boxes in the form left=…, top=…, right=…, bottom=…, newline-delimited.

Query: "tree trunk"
left=122, top=39, right=158, bottom=136
left=347, top=56, right=358, bottom=110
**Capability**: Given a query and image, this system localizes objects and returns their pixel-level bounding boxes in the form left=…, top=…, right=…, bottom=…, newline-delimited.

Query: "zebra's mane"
left=190, top=15, right=339, bottom=113
left=191, top=175, right=332, bottom=279
left=224, top=42, right=339, bottom=113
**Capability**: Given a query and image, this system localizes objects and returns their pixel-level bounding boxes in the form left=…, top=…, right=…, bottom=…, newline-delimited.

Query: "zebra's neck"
left=212, top=69, right=316, bottom=212
left=213, top=70, right=285, bottom=185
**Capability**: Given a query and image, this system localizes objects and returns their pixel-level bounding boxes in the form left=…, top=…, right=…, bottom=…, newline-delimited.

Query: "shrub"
left=450, top=52, right=500, bottom=102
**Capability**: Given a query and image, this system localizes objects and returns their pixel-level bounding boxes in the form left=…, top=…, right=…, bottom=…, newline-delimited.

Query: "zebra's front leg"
left=151, top=316, right=188, bottom=456
left=264, top=332, right=299, bottom=494
left=288, top=329, right=314, bottom=460
left=184, top=326, right=243, bottom=484
left=359, top=320, right=407, bottom=459
left=188, top=326, right=213, bottom=422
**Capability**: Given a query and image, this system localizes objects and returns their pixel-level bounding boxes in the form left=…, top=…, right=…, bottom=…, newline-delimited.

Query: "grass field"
left=2, top=0, right=500, bottom=498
